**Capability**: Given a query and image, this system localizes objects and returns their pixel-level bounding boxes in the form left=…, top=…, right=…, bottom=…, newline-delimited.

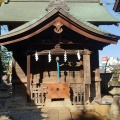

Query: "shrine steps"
left=44, top=100, right=95, bottom=112
left=7, top=96, right=95, bottom=113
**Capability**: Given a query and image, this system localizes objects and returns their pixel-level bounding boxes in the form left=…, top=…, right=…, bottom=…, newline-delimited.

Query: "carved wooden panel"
left=46, top=83, right=70, bottom=99
left=83, top=55, right=91, bottom=84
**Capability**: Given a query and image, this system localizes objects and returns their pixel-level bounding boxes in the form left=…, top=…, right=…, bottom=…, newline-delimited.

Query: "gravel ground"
left=0, top=110, right=47, bottom=120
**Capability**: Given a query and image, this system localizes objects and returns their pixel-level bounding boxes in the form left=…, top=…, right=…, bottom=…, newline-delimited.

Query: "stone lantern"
left=107, top=69, right=120, bottom=120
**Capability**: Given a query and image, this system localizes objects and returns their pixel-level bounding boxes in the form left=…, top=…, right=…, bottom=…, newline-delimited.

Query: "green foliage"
left=0, top=46, right=12, bottom=73
left=110, top=65, right=120, bottom=74
left=111, top=69, right=120, bottom=74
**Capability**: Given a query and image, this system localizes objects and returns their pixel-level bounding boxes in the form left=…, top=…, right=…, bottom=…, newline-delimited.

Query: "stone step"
left=46, top=107, right=72, bottom=120
left=47, top=109, right=59, bottom=120
left=45, top=101, right=69, bottom=107
left=45, top=99, right=72, bottom=107
left=59, top=108, right=72, bottom=120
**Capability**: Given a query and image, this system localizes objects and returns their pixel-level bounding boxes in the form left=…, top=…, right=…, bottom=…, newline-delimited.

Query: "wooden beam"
left=27, top=54, right=31, bottom=103
left=33, top=49, right=91, bottom=56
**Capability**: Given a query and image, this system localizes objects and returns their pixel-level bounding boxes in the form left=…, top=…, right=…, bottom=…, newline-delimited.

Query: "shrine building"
left=0, top=0, right=120, bottom=106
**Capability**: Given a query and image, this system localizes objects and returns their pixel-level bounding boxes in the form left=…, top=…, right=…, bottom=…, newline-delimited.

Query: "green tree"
left=0, top=46, right=12, bottom=73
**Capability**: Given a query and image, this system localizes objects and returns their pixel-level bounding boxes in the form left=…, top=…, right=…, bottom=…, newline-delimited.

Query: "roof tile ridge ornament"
left=46, top=0, right=70, bottom=12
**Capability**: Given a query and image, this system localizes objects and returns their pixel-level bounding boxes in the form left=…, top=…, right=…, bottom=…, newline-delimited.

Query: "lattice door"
left=70, top=83, right=85, bottom=105
left=31, top=84, right=46, bottom=106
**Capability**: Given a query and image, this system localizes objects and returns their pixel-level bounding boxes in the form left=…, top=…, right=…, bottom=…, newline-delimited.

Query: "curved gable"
left=0, top=8, right=119, bottom=46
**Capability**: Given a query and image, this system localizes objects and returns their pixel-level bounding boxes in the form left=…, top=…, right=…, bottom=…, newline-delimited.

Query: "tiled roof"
left=67, top=3, right=119, bottom=22
left=0, top=8, right=119, bottom=41
left=8, top=0, right=99, bottom=2
left=0, top=1, right=119, bottom=24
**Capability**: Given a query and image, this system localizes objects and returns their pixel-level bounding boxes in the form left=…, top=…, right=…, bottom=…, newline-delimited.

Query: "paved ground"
left=1, top=96, right=111, bottom=120
left=0, top=108, right=72, bottom=120
left=71, top=111, right=108, bottom=120
left=46, top=107, right=72, bottom=120
left=0, top=107, right=110, bottom=120
left=10, top=110, right=47, bottom=120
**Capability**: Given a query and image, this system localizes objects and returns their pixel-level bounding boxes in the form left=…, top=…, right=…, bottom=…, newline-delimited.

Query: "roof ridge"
left=8, top=0, right=99, bottom=3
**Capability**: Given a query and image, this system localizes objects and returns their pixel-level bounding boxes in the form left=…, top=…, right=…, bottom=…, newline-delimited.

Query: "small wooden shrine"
left=0, top=0, right=120, bottom=106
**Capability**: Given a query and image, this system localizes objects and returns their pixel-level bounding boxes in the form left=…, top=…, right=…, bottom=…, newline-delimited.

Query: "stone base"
left=94, top=102, right=111, bottom=116
left=101, top=95, right=113, bottom=104
left=94, top=95, right=101, bottom=102
left=107, top=95, right=120, bottom=119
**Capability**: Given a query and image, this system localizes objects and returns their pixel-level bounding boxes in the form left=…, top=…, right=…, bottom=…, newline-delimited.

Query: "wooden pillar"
left=27, top=54, right=31, bottom=103
left=83, top=49, right=91, bottom=104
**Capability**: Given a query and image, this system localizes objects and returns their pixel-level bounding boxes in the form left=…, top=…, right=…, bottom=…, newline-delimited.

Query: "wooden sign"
left=46, top=83, right=70, bottom=99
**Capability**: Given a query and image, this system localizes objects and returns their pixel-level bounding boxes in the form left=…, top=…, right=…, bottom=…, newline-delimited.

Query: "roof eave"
left=0, top=8, right=119, bottom=45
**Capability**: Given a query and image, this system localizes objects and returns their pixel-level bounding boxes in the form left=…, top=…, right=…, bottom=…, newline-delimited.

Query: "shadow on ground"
left=71, top=111, right=108, bottom=120
left=0, top=109, right=47, bottom=120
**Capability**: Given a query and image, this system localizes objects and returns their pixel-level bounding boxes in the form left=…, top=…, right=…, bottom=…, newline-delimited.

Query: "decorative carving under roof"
left=54, top=22, right=63, bottom=34
left=46, top=0, right=70, bottom=11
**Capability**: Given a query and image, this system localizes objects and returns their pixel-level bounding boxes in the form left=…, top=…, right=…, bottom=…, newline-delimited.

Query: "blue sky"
left=99, top=0, right=120, bottom=62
